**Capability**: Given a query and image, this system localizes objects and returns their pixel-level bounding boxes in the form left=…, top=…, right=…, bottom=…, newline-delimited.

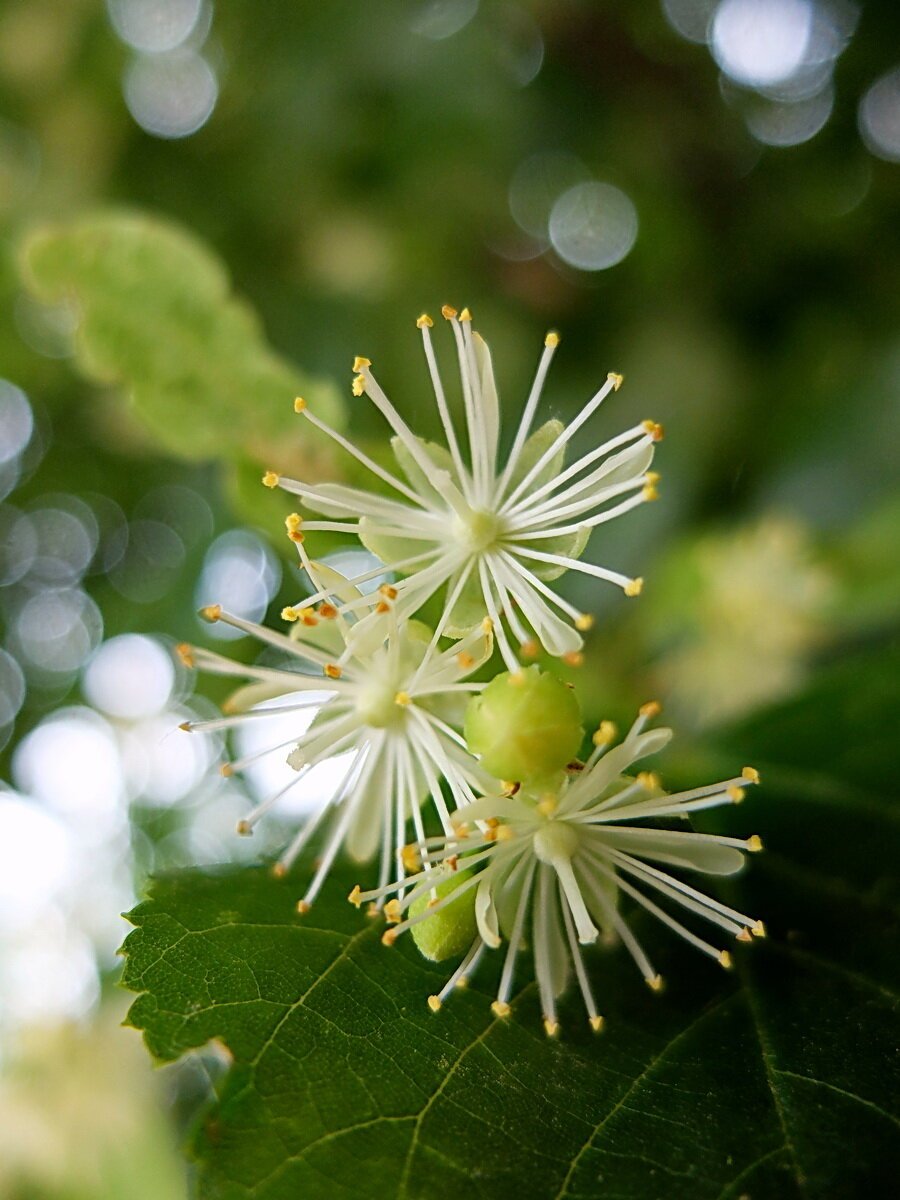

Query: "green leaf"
left=18, top=212, right=343, bottom=472
left=121, top=645, right=900, bottom=1198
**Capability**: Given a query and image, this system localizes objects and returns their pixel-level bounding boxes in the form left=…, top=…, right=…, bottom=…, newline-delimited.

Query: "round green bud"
left=410, top=869, right=477, bottom=962
left=464, top=666, right=584, bottom=783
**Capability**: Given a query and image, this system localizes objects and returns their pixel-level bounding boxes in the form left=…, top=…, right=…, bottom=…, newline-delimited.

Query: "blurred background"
left=1, top=1, right=898, bottom=1195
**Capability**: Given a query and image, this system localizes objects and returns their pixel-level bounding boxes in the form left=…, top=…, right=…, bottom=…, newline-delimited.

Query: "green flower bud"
left=464, top=665, right=584, bottom=783
left=410, top=869, right=477, bottom=962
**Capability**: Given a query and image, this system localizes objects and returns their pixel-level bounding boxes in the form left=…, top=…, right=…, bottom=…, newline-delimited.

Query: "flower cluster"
left=179, top=307, right=764, bottom=1034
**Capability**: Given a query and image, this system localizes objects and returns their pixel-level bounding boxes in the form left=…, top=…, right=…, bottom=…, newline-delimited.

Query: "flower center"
left=533, top=819, right=580, bottom=864
left=355, top=681, right=406, bottom=729
left=453, top=507, right=501, bottom=553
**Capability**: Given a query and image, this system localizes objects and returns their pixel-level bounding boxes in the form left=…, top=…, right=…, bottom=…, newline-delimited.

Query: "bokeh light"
left=745, top=85, right=834, bottom=147
left=84, top=635, right=176, bottom=722
left=549, top=181, right=639, bottom=271
left=107, top=0, right=204, bottom=54
left=196, top=529, right=281, bottom=639
left=410, top=0, right=480, bottom=41
left=712, top=0, right=814, bottom=88
left=859, top=67, right=900, bottom=163
left=13, top=709, right=125, bottom=839
left=0, top=381, right=33, bottom=465
left=12, top=589, right=104, bottom=678
left=123, top=50, right=217, bottom=139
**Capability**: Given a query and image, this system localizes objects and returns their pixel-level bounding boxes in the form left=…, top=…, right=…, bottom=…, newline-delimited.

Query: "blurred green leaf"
left=18, top=211, right=344, bottom=473
left=121, top=645, right=900, bottom=1199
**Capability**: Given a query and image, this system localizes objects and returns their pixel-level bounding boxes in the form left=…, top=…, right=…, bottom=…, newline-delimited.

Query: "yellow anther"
left=324, top=664, right=342, bottom=679
left=642, top=483, right=659, bottom=502
left=646, top=471, right=661, bottom=485
left=495, top=825, right=515, bottom=842
left=381, top=929, right=396, bottom=947
left=416, top=314, right=434, bottom=329
left=459, top=307, right=472, bottom=322
left=441, top=304, right=457, bottom=320
left=446, top=854, right=459, bottom=871
left=509, top=670, right=527, bottom=687
left=608, top=372, right=624, bottom=391
left=270, top=862, right=287, bottom=879
left=647, top=974, right=664, bottom=992
left=285, top=512, right=303, bottom=532
left=520, top=639, right=540, bottom=659
left=736, top=928, right=753, bottom=943
left=639, top=700, right=662, bottom=718
left=481, top=616, right=494, bottom=633
left=365, top=903, right=379, bottom=919
left=384, top=899, right=402, bottom=925
left=401, top=844, right=421, bottom=873
left=299, top=609, right=319, bottom=627
left=200, top=604, right=222, bottom=622
left=236, top=820, right=250, bottom=836
left=394, top=691, right=411, bottom=707
left=296, top=900, right=311, bottom=915
left=293, top=396, right=307, bottom=413
left=637, top=771, right=661, bottom=791
left=348, top=885, right=362, bottom=908
left=641, top=419, right=664, bottom=441
left=752, top=920, right=767, bottom=938
left=352, top=356, right=371, bottom=371
left=318, top=603, right=338, bottom=620
left=537, top=795, right=558, bottom=817
left=262, top=471, right=280, bottom=488
left=178, top=721, right=191, bottom=732
left=427, top=995, right=442, bottom=1012
left=455, top=976, right=469, bottom=990
left=375, top=601, right=391, bottom=614
left=491, top=1000, right=511, bottom=1019
left=352, top=374, right=366, bottom=396
left=589, top=1015, right=605, bottom=1033
left=593, top=720, right=617, bottom=746
left=742, top=766, right=760, bottom=784
left=624, top=577, right=644, bottom=597
left=563, top=651, right=583, bottom=668
left=543, top=1018, right=560, bottom=1038
left=456, top=651, right=475, bottom=670
left=727, top=786, right=744, bottom=803
left=719, top=950, right=733, bottom=969
left=500, top=781, right=520, bottom=796
left=219, top=763, right=234, bottom=777
left=544, top=331, right=560, bottom=348
left=575, top=613, right=594, bottom=631
left=747, top=834, right=764, bottom=852
left=379, top=583, right=398, bottom=600
left=281, top=605, right=299, bottom=622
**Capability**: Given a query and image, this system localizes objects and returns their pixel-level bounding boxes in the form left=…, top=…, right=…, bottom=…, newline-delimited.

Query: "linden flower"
left=265, top=307, right=662, bottom=671
left=177, top=557, right=494, bottom=912
left=354, top=703, right=763, bottom=1035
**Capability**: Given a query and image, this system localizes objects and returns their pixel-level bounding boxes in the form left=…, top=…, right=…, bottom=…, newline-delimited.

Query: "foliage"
left=122, top=644, right=900, bottom=1198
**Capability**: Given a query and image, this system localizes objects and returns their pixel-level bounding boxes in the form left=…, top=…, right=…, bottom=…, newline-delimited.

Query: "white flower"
left=265, top=307, right=662, bottom=671
left=356, top=703, right=763, bottom=1035
left=176, top=557, right=494, bottom=912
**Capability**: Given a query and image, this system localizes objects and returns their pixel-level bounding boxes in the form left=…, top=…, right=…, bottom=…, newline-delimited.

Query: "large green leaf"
left=121, top=646, right=900, bottom=1198
left=18, top=212, right=343, bottom=472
